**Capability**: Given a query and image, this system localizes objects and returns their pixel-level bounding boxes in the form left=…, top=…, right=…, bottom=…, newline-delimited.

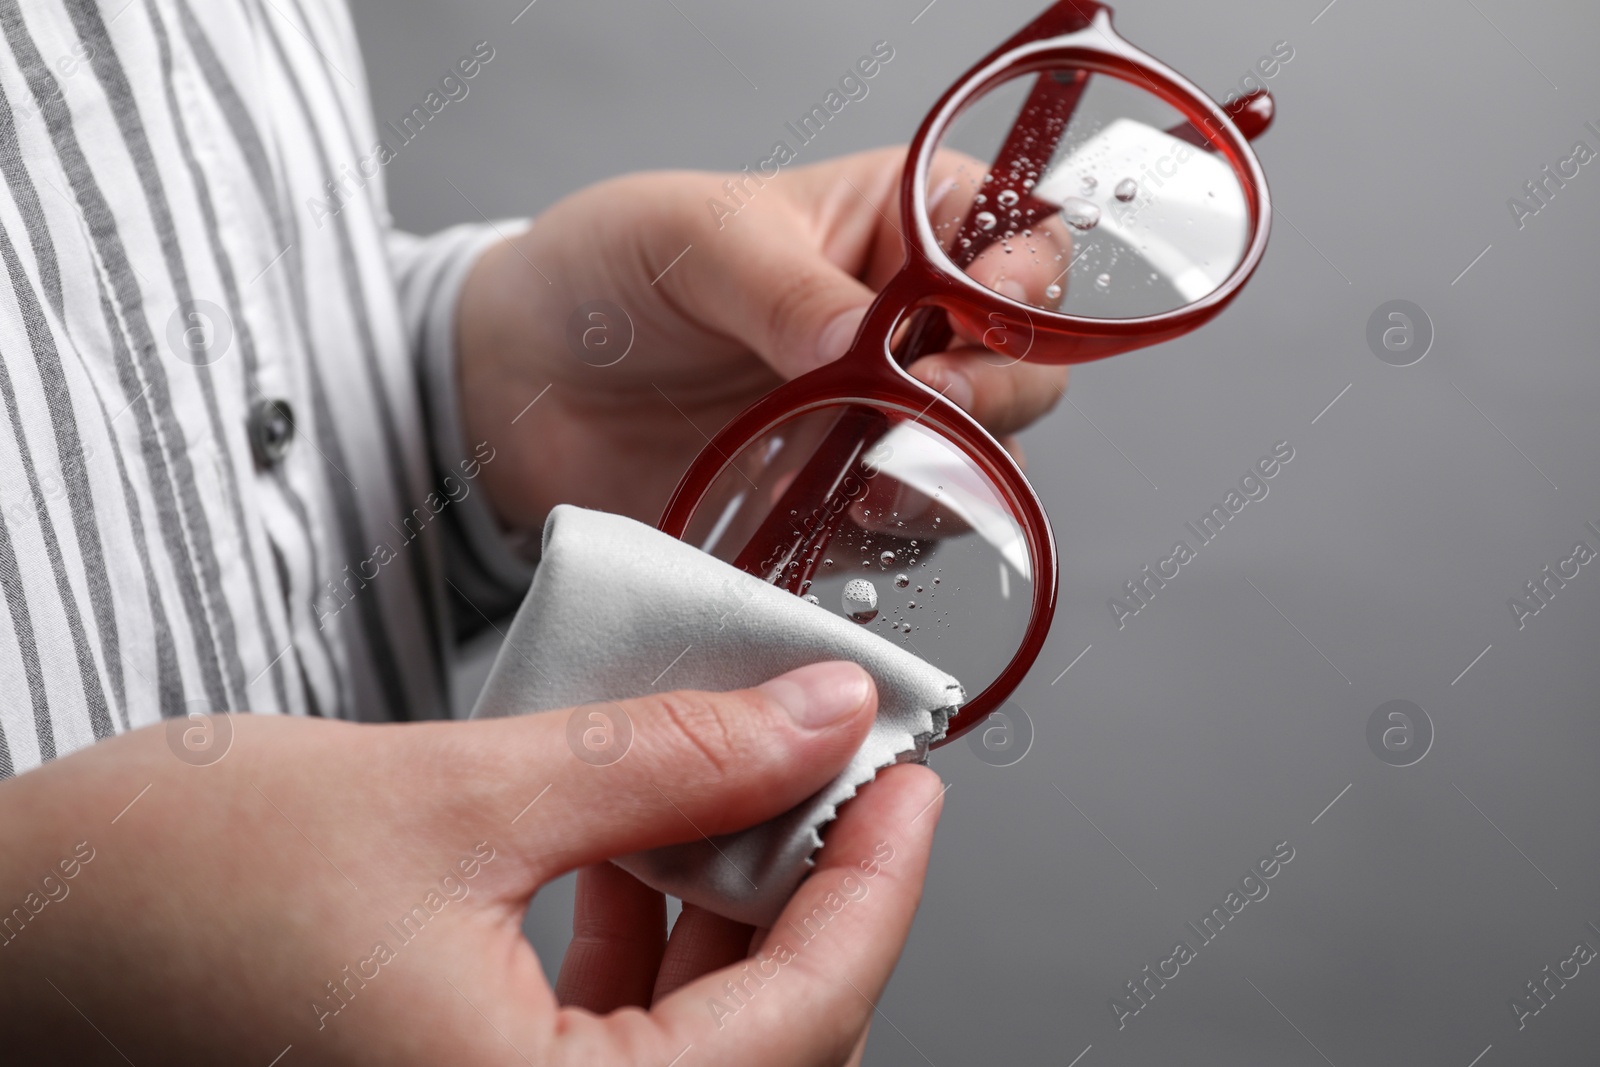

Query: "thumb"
left=680, top=156, right=907, bottom=380
left=694, top=217, right=878, bottom=380
left=484, top=661, right=878, bottom=880
left=676, top=146, right=998, bottom=381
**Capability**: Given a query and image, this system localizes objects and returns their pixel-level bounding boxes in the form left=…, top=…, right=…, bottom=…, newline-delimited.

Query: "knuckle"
left=762, top=270, right=837, bottom=356
left=1042, top=381, right=1067, bottom=419
left=646, top=688, right=757, bottom=781
left=986, top=363, right=1063, bottom=433
left=549, top=1006, right=653, bottom=1067
left=1027, top=365, right=1069, bottom=419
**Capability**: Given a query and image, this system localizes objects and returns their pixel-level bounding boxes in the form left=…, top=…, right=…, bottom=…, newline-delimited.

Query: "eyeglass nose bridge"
left=818, top=263, right=1044, bottom=413
left=833, top=262, right=973, bottom=368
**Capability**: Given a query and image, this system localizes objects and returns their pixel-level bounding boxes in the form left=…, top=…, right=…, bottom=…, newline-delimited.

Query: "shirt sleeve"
left=388, top=222, right=540, bottom=638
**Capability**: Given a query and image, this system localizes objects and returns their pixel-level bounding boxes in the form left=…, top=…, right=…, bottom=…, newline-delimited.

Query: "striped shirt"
left=0, top=0, right=532, bottom=777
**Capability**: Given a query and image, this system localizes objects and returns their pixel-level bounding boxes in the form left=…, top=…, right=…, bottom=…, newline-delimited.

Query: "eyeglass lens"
left=927, top=67, right=1252, bottom=320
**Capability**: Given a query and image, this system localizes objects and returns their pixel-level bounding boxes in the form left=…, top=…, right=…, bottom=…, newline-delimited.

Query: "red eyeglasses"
left=659, top=0, right=1273, bottom=744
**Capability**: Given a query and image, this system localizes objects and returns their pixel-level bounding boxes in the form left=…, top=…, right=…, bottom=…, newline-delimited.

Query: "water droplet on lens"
left=1080, top=175, right=1098, bottom=193
left=894, top=573, right=910, bottom=589
left=932, top=576, right=941, bottom=585
left=823, top=558, right=834, bottom=567
left=907, top=600, right=917, bottom=609
left=975, top=211, right=998, bottom=232
left=880, top=550, right=896, bottom=566
left=1060, top=197, right=1100, bottom=231
left=1044, top=283, right=1063, bottom=301
left=973, top=193, right=987, bottom=205
left=997, top=189, right=1019, bottom=208
left=803, top=594, right=820, bottom=606
left=1115, top=177, right=1138, bottom=202
left=1095, top=272, right=1111, bottom=291
left=842, top=578, right=878, bottom=623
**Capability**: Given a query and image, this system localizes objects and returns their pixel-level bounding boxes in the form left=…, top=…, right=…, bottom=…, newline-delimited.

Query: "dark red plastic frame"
left=660, top=1, right=1274, bottom=744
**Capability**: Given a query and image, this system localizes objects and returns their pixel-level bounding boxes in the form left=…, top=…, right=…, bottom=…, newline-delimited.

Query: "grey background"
left=349, top=1, right=1600, bottom=1064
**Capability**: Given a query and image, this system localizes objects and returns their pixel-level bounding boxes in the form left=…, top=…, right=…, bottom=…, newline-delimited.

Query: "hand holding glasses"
left=659, top=1, right=1274, bottom=742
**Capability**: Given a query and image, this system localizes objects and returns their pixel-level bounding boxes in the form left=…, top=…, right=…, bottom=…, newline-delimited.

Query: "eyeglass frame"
left=658, top=0, right=1275, bottom=744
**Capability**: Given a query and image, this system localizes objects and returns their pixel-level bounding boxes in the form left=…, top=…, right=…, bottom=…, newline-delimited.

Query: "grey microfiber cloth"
left=471, top=505, right=965, bottom=926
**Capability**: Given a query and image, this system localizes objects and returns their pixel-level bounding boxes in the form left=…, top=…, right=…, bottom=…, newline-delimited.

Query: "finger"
left=907, top=347, right=1068, bottom=436
left=682, top=169, right=881, bottom=380
left=555, top=862, right=666, bottom=1012
left=652, top=904, right=757, bottom=1001
left=681, top=146, right=997, bottom=381
left=959, top=213, right=1074, bottom=307
left=845, top=1025, right=872, bottom=1067
left=647, top=764, right=946, bottom=1067
left=474, top=662, right=879, bottom=882
left=999, top=434, right=1026, bottom=471
left=781, top=146, right=995, bottom=289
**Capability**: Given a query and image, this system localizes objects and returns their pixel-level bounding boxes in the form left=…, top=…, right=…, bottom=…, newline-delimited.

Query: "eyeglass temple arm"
left=729, top=407, right=889, bottom=589
left=1166, top=87, right=1275, bottom=147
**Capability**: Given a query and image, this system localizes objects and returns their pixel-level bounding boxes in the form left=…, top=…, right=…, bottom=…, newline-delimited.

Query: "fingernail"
left=761, top=662, right=872, bottom=730
left=994, top=279, right=1028, bottom=303
left=914, top=362, right=975, bottom=413
left=816, top=306, right=869, bottom=370
left=942, top=369, right=976, bottom=413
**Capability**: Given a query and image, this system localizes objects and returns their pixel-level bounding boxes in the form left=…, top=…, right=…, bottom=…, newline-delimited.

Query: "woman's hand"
left=456, top=147, right=1068, bottom=531
left=0, top=662, right=943, bottom=1065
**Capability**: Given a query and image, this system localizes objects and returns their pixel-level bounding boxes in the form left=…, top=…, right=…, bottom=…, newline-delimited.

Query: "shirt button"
left=248, top=398, right=296, bottom=468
